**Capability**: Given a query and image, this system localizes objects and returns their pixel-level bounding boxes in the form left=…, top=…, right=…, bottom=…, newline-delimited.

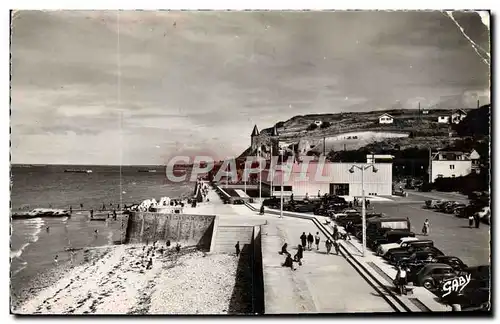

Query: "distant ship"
left=12, top=208, right=71, bottom=219
left=138, top=169, right=157, bottom=173
left=64, top=169, right=93, bottom=173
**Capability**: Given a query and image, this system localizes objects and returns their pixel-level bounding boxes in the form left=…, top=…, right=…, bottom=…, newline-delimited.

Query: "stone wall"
left=125, top=212, right=215, bottom=250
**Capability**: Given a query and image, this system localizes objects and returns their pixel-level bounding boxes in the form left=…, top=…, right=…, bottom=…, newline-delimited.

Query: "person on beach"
left=146, top=257, right=153, bottom=270
left=113, top=210, right=117, bottom=219
left=69, top=206, right=72, bottom=214
left=90, top=209, right=94, bottom=219
left=325, top=238, right=332, bottom=254
left=46, top=226, right=50, bottom=233
left=315, top=232, right=321, bottom=250
left=422, top=219, right=430, bottom=236
left=282, top=254, right=296, bottom=271
left=175, top=243, right=181, bottom=253
left=468, top=214, right=474, bottom=228
left=235, top=241, right=240, bottom=256
left=94, top=229, right=98, bottom=237
left=80, top=203, right=83, bottom=210
left=307, top=233, right=314, bottom=250
left=54, top=255, right=59, bottom=264
left=300, top=232, right=307, bottom=248
left=294, top=244, right=304, bottom=265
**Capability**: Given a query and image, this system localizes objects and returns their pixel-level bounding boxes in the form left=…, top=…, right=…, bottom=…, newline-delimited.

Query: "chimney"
left=477, top=99, right=480, bottom=108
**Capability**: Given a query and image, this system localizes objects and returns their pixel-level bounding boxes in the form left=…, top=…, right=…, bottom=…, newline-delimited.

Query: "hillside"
left=241, top=107, right=484, bottom=159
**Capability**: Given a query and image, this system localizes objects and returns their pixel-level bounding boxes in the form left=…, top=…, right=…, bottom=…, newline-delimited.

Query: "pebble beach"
left=13, top=244, right=242, bottom=315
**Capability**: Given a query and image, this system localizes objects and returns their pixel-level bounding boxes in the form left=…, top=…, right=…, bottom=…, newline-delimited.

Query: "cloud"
left=10, top=10, right=490, bottom=165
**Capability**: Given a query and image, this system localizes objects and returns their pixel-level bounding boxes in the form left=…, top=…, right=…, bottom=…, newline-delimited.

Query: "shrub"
left=276, top=121, right=285, bottom=128
left=320, top=121, right=331, bottom=129
left=307, top=123, right=318, bottom=131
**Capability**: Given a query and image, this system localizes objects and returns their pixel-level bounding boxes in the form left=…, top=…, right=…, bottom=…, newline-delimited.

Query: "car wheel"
left=422, top=279, right=434, bottom=290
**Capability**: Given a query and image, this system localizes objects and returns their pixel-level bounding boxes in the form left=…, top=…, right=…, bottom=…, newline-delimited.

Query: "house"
left=451, top=109, right=467, bottom=124
left=469, top=149, right=481, bottom=173
left=437, top=116, right=450, bottom=123
left=422, top=109, right=430, bottom=115
left=429, top=150, right=472, bottom=183
left=378, top=113, right=394, bottom=124
left=313, top=120, right=323, bottom=127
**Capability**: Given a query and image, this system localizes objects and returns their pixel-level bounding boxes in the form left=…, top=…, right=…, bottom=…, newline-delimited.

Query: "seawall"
left=125, top=212, right=215, bottom=250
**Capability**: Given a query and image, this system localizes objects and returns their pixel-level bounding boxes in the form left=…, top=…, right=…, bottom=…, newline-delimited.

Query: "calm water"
left=10, top=164, right=193, bottom=304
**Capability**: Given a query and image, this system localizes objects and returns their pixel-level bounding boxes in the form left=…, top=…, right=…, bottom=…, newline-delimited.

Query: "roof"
left=379, top=113, right=393, bottom=119
left=455, top=109, right=467, bottom=115
left=251, top=125, right=260, bottom=136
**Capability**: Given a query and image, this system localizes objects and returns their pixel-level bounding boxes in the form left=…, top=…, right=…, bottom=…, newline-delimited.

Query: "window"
left=450, top=165, right=455, bottom=170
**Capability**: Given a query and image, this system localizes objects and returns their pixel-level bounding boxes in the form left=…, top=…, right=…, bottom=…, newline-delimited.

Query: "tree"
left=307, top=123, right=318, bottom=131
left=320, top=121, right=331, bottom=129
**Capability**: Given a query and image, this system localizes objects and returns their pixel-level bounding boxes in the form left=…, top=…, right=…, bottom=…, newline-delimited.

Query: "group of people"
left=280, top=231, right=342, bottom=271
left=139, top=240, right=182, bottom=270
left=468, top=212, right=483, bottom=228
left=348, top=197, right=370, bottom=209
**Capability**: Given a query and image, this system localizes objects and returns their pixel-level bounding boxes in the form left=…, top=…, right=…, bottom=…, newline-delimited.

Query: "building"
left=366, top=154, right=394, bottom=164
left=313, top=120, right=323, bottom=127
left=437, top=116, right=450, bottom=123
left=429, top=150, right=472, bottom=183
left=250, top=125, right=260, bottom=150
left=469, top=149, right=481, bottom=173
left=451, top=109, right=467, bottom=124
left=422, top=109, right=430, bottom=115
left=261, top=160, right=393, bottom=198
left=378, top=113, right=394, bottom=124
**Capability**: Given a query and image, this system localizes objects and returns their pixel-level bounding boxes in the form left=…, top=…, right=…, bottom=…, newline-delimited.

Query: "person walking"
left=305, top=192, right=309, bottom=201
left=345, top=222, right=352, bottom=240
left=422, top=219, right=430, bottom=236
left=69, top=206, right=72, bottom=214
left=259, top=204, right=265, bottom=215
left=474, top=213, right=480, bottom=228
left=314, top=232, right=321, bottom=250
left=318, top=190, right=321, bottom=198
left=349, top=201, right=353, bottom=209
left=468, top=214, right=474, bottom=228
left=325, top=238, right=332, bottom=254
left=366, top=199, right=371, bottom=209
left=333, top=225, right=339, bottom=241
left=307, top=232, right=314, bottom=250
left=333, top=239, right=340, bottom=255
left=300, top=232, right=307, bottom=248
left=294, top=244, right=304, bottom=265
left=235, top=241, right=240, bottom=256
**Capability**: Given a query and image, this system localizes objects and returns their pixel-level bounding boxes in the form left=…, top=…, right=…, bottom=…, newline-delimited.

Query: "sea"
left=9, top=164, right=193, bottom=306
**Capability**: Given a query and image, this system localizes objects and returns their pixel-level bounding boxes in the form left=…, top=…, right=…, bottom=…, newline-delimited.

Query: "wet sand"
left=13, top=245, right=240, bottom=315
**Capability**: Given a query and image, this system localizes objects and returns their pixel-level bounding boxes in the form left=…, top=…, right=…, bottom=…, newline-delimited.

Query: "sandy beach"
left=14, top=244, right=241, bottom=315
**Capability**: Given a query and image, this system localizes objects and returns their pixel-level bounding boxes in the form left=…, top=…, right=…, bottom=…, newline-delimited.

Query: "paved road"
left=372, top=202, right=490, bottom=267
left=264, top=217, right=394, bottom=313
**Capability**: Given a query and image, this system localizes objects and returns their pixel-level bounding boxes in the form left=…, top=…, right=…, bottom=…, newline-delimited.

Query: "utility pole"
left=323, top=137, right=326, bottom=156
left=280, top=149, right=284, bottom=219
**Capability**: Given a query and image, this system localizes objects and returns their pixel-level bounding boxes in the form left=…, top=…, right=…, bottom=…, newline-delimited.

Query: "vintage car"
left=396, top=249, right=445, bottom=266
left=377, top=236, right=420, bottom=256
left=424, top=199, right=444, bottom=209
left=384, top=239, right=434, bottom=260
left=431, top=256, right=468, bottom=271
left=415, top=263, right=458, bottom=290
left=444, top=202, right=467, bottom=214
left=369, top=230, right=414, bottom=251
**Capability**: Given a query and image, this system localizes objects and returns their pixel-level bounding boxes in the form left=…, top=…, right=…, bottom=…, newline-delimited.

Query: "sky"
left=10, top=10, right=490, bottom=165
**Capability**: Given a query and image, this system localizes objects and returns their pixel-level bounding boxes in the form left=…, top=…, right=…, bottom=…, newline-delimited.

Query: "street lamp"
left=280, top=148, right=284, bottom=219
left=349, top=163, right=378, bottom=257
left=258, top=147, right=262, bottom=203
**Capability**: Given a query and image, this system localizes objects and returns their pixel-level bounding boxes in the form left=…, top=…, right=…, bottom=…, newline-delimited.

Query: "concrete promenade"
left=194, top=185, right=397, bottom=313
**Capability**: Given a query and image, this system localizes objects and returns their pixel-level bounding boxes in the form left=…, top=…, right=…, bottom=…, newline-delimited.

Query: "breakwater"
left=125, top=212, right=215, bottom=250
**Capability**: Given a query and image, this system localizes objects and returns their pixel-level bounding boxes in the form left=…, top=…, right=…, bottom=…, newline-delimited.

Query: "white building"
left=313, top=120, right=323, bottom=127
left=430, top=151, right=472, bottom=183
left=469, top=149, right=481, bottom=173
left=378, top=113, right=394, bottom=124
left=437, top=116, right=450, bottom=123
left=261, top=161, right=393, bottom=198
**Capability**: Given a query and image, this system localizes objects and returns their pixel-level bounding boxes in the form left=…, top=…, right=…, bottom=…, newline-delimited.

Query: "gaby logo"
left=441, top=273, right=471, bottom=297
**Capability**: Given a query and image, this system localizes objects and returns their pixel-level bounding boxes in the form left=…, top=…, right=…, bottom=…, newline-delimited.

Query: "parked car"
left=425, top=200, right=441, bottom=209
left=263, top=197, right=280, bottom=209
left=377, top=236, right=420, bottom=256
left=438, top=201, right=457, bottom=213
left=445, top=202, right=466, bottom=214
left=384, top=239, right=434, bottom=261
left=430, top=256, right=468, bottom=271
left=415, top=263, right=458, bottom=290
left=370, top=230, right=415, bottom=251
left=477, top=207, right=491, bottom=224
left=466, top=265, right=490, bottom=281
left=396, top=249, right=445, bottom=266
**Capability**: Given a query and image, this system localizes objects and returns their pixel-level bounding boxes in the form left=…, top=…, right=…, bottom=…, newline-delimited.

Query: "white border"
left=2, top=1, right=497, bottom=324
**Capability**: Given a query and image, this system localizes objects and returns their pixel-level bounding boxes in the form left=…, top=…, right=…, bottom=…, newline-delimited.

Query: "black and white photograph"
left=9, top=9, right=491, bottom=315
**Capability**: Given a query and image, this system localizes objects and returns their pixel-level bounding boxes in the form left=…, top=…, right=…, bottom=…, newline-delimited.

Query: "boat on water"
left=64, top=169, right=92, bottom=173
left=138, top=169, right=157, bottom=173
left=12, top=208, right=71, bottom=219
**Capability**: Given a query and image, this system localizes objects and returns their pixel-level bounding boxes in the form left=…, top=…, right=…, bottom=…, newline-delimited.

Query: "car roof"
left=422, top=263, right=453, bottom=270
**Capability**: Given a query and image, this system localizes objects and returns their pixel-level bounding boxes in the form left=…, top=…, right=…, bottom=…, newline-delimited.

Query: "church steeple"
left=251, top=125, right=260, bottom=137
